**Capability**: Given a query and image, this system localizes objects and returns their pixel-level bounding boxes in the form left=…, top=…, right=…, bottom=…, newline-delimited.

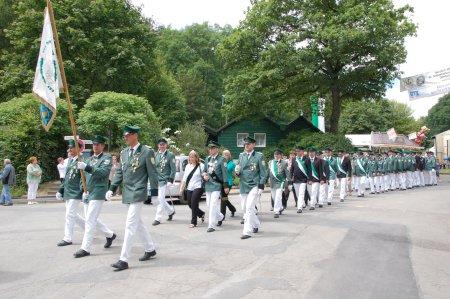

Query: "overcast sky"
left=131, top=0, right=449, bottom=119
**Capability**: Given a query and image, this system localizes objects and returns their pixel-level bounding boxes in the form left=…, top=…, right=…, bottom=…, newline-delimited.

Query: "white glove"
left=166, top=181, right=173, bottom=186
left=105, top=191, right=113, bottom=201
left=235, top=165, right=241, bottom=174
left=78, top=162, right=87, bottom=170
left=56, top=192, right=63, bottom=200
left=258, top=189, right=263, bottom=195
left=82, top=192, right=89, bottom=201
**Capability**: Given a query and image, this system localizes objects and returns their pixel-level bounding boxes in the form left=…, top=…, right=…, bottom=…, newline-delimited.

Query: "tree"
left=157, top=23, right=233, bottom=127
left=218, top=0, right=417, bottom=133
left=0, top=0, right=159, bottom=105
left=339, top=98, right=419, bottom=135
left=0, top=0, right=15, bottom=69
left=0, top=94, right=72, bottom=187
left=426, top=94, right=450, bottom=137
left=77, top=92, right=161, bottom=150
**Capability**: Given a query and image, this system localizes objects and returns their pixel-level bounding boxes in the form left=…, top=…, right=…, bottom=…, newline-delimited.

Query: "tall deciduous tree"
left=426, top=94, right=450, bottom=137
left=157, top=23, right=232, bottom=127
left=0, top=0, right=157, bottom=104
left=218, top=0, right=417, bottom=132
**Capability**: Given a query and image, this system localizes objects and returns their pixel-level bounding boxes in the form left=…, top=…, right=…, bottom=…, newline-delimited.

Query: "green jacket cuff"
left=150, top=189, right=158, bottom=196
left=258, top=184, right=265, bottom=190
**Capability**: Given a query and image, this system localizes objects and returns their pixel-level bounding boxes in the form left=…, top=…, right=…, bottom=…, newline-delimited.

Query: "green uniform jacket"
left=392, top=156, right=399, bottom=173
left=267, top=159, right=292, bottom=189
left=397, top=156, right=405, bottom=172
left=367, top=158, right=375, bottom=177
left=386, top=156, right=394, bottom=173
left=110, top=144, right=158, bottom=204
left=354, top=157, right=368, bottom=177
left=203, top=155, right=229, bottom=192
left=408, top=155, right=416, bottom=171
left=236, top=151, right=266, bottom=194
left=324, top=156, right=337, bottom=180
left=424, top=156, right=435, bottom=171
left=377, top=158, right=385, bottom=175
left=59, top=158, right=82, bottom=200
left=84, top=153, right=112, bottom=201
left=156, top=150, right=176, bottom=186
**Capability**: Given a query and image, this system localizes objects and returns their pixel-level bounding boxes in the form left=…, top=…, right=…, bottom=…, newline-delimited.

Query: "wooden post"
left=46, top=0, right=87, bottom=192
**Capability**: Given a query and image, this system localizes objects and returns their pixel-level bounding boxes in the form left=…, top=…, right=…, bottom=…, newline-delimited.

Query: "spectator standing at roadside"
left=0, top=159, right=16, bottom=206
left=57, top=157, right=66, bottom=183
left=27, top=156, right=42, bottom=205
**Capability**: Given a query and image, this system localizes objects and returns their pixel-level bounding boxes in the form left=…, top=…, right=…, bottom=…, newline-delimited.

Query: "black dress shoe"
left=217, top=215, right=225, bottom=226
left=327, top=202, right=331, bottom=206
left=340, top=199, right=344, bottom=202
left=167, top=211, right=175, bottom=221
left=104, top=233, right=117, bottom=248
left=152, top=220, right=161, bottom=226
left=230, top=211, right=235, bottom=217
left=280, top=207, right=285, bottom=215
left=274, top=214, right=279, bottom=218
left=143, top=198, right=153, bottom=205
left=253, top=227, right=258, bottom=233
left=139, top=250, right=156, bottom=261
left=318, top=204, right=323, bottom=208
left=111, top=260, right=128, bottom=271
left=241, top=235, right=251, bottom=240
left=57, top=240, right=72, bottom=246
left=309, top=207, right=315, bottom=210
left=297, top=209, right=302, bottom=213
left=73, top=249, right=90, bottom=258
left=240, top=219, right=244, bottom=224
left=207, top=228, right=215, bottom=233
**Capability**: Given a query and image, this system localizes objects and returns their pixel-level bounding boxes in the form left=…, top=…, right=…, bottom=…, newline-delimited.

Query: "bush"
left=78, top=92, right=161, bottom=150
left=0, top=94, right=72, bottom=187
left=278, top=130, right=354, bottom=153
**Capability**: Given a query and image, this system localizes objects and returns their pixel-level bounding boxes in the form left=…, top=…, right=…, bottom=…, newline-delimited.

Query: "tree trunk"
left=329, top=86, right=341, bottom=133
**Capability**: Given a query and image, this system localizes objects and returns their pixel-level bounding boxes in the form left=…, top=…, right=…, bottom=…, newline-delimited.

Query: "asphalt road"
left=1, top=176, right=449, bottom=299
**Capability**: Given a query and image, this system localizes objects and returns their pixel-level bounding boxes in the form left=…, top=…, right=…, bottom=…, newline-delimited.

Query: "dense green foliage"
left=157, top=23, right=232, bottom=127
left=426, top=94, right=450, bottom=137
left=339, top=99, right=419, bottom=135
left=78, top=92, right=161, bottom=149
left=0, top=94, right=71, bottom=186
left=218, top=0, right=417, bottom=132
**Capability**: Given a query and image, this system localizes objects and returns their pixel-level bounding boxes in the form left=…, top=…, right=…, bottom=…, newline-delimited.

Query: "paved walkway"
left=1, top=176, right=449, bottom=299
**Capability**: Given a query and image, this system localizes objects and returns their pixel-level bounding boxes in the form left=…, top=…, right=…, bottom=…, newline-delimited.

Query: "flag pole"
left=46, top=0, right=87, bottom=193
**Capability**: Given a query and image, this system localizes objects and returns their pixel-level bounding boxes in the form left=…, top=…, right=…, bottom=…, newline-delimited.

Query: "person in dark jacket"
left=0, top=159, right=16, bottom=206
left=335, top=150, right=352, bottom=202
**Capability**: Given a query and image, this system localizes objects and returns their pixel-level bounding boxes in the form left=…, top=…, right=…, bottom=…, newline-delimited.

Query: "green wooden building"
left=205, top=115, right=319, bottom=158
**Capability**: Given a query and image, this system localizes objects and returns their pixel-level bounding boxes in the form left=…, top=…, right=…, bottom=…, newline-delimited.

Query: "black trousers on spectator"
left=186, top=188, right=205, bottom=226
left=220, top=188, right=236, bottom=218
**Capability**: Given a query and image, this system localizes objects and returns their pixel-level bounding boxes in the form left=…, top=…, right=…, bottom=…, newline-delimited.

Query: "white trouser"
left=206, top=191, right=223, bottom=228
left=365, top=177, right=370, bottom=189
left=81, top=200, right=114, bottom=252
left=327, top=179, right=336, bottom=203
left=419, top=171, right=425, bottom=186
left=374, top=176, right=380, bottom=193
left=406, top=171, right=413, bottom=188
left=63, top=199, right=85, bottom=242
left=401, top=172, right=407, bottom=189
left=414, top=171, right=420, bottom=186
left=338, top=177, right=347, bottom=200
left=27, top=182, right=39, bottom=200
left=120, top=202, right=155, bottom=262
left=389, top=173, right=396, bottom=190
left=319, top=183, right=327, bottom=205
left=307, top=182, right=319, bottom=207
left=241, top=187, right=260, bottom=235
left=425, top=170, right=432, bottom=185
left=354, top=176, right=366, bottom=195
left=293, top=183, right=307, bottom=209
left=368, top=177, right=375, bottom=192
left=155, top=184, right=174, bottom=222
left=271, top=188, right=283, bottom=214
left=431, top=169, right=437, bottom=185
left=384, top=175, right=390, bottom=191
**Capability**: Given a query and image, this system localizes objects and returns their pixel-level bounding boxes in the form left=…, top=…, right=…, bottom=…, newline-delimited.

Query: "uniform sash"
left=270, top=160, right=285, bottom=188
left=296, top=157, right=308, bottom=176
left=336, top=157, right=346, bottom=175
left=310, top=159, right=319, bottom=180
left=325, top=157, right=336, bottom=174
left=356, top=158, right=368, bottom=177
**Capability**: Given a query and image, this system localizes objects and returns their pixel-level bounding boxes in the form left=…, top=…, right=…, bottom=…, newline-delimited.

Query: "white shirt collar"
left=130, top=143, right=140, bottom=151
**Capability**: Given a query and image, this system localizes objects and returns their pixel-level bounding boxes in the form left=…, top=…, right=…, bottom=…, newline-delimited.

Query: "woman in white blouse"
left=180, top=150, right=205, bottom=228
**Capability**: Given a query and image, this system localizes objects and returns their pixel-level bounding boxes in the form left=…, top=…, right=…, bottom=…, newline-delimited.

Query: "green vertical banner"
left=310, top=96, right=318, bottom=128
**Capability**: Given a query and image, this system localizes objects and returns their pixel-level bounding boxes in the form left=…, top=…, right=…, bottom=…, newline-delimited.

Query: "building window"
left=254, top=133, right=266, bottom=147
left=237, top=133, right=249, bottom=147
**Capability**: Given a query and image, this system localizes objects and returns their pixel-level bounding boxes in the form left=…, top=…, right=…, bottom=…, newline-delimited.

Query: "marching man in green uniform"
left=56, top=139, right=86, bottom=246
left=324, top=148, right=337, bottom=205
left=267, top=149, right=291, bottom=218
left=74, top=135, right=116, bottom=258
left=235, top=137, right=266, bottom=239
left=353, top=151, right=368, bottom=197
left=424, top=151, right=436, bottom=186
left=397, top=151, right=406, bottom=190
left=152, top=138, right=176, bottom=226
left=106, top=125, right=159, bottom=271
left=202, top=141, right=229, bottom=232
left=387, top=150, right=396, bottom=191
